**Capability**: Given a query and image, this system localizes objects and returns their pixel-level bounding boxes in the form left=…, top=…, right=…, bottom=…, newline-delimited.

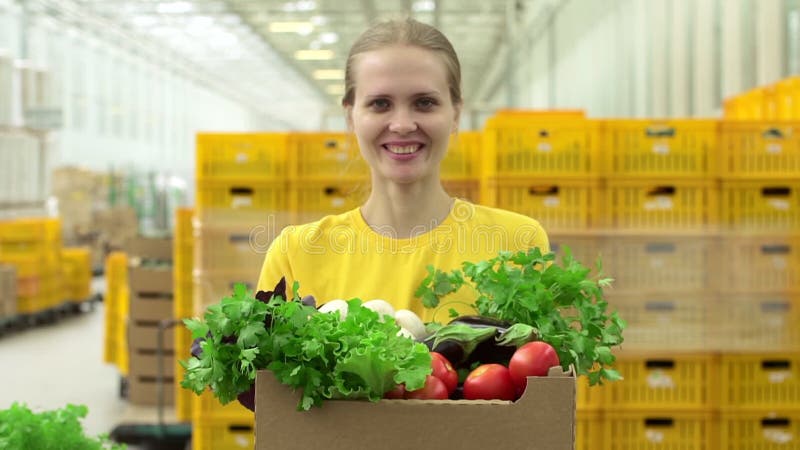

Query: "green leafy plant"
left=0, top=403, right=125, bottom=450
left=415, top=247, right=625, bottom=385
left=181, top=282, right=432, bottom=410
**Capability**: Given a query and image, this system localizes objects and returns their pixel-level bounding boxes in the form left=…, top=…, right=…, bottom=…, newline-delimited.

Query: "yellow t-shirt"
left=256, top=199, right=549, bottom=323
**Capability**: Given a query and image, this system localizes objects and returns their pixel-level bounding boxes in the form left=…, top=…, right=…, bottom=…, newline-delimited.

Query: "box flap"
left=255, top=370, right=575, bottom=450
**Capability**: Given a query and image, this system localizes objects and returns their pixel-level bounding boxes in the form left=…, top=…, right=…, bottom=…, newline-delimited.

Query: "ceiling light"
left=269, top=21, right=314, bottom=34
left=157, top=1, right=193, bottom=14
left=319, top=32, right=339, bottom=44
left=412, top=0, right=436, bottom=12
left=313, top=69, right=344, bottom=80
left=326, top=84, right=345, bottom=95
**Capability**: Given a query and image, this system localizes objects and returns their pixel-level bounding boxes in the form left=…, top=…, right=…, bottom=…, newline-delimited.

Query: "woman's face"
left=346, top=44, right=460, bottom=185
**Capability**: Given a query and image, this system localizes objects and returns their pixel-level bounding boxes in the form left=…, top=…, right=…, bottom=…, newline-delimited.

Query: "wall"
left=487, top=0, right=792, bottom=118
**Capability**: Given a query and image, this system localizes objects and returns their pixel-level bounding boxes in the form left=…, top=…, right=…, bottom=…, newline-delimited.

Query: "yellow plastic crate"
left=603, top=119, right=716, bottom=178
left=442, top=131, right=481, bottom=179
left=714, top=295, right=800, bottom=352
left=196, top=179, right=289, bottom=213
left=603, top=178, right=717, bottom=231
left=605, top=353, right=718, bottom=410
left=193, top=390, right=253, bottom=420
left=192, top=415, right=254, bottom=450
left=442, top=178, right=480, bottom=204
left=603, top=410, right=716, bottom=450
left=174, top=208, right=194, bottom=279
left=482, top=117, right=599, bottom=178
left=288, top=132, right=367, bottom=181
left=289, top=179, right=369, bottom=225
left=61, top=247, right=91, bottom=300
left=719, top=353, right=800, bottom=410
left=196, top=133, right=289, bottom=181
left=577, top=410, right=603, bottom=450
left=718, top=121, right=800, bottom=178
left=720, top=234, right=800, bottom=293
left=486, top=177, right=599, bottom=232
left=0, top=253, right=61, bottom=277
left=194, top=220, right=276, bottom=274
left=606, top=292, right=714, bottom=351
left=548, top=233, right=601, bottom=269
left=173, top=207, right=194, bottom=422
left=0, top=217, right=61, bottom=243
left=193, top=271, right=258, bottom=317
left=577, top=375, right=605, bottom=412
left=601, top=235, right=717, bottom=293
left=174, top=322, right=193, bottom=422
left=776, top=77, right=800, bottom=120
left=720, top=410, right=800, bottom=449
left=720, top=179, right=800, bottom=231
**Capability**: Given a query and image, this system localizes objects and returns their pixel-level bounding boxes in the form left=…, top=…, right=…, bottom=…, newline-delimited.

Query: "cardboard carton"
left=125, top=237, right=173, bottom=262
left=128, top=375, right=175, bottom=406
left=128, top=321, right=175, bottom=350
left=255, top=366, right=576, bottom=450
left=0, top=265, right=16, bottom=318
left=128, top=266, right=173, bottom=294
left=128, top=347, right=175, bottom=377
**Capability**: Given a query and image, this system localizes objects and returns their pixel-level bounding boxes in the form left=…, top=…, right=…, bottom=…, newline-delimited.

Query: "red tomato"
left=508, top=341, right=561, bottom=392
left=430, top=352, right=458, bottom=395
left=384, top=383, right=406, bottom=399
left=463, top=364, right=516, bottom=401
left=404, top=375, right=449, bottom=400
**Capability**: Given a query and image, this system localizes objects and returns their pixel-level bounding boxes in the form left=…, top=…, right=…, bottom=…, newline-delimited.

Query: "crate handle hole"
left=324, top=187, right=342, bottom=196
left=762, top=360, right=791, bottom=370
left=645, top=360, right=675, bottom=369
left=230, top=187, right=254, bottom=196
left=538, top=129, right=550, bottom=138
left=645, top=242, right=676, bottom=253
left=645, top=301, right=675, bottom=311
left=762, top=418, right=790, bottom=427
left=324, top=140, right=339, bottom=149
left=528, top=186, right=559, bottom=195
left=644, top=418, right=674, bottom=427
left=137, top=292, right=173, bottom=300
left=229, top=234, right=250, bottom=244
left=760, top=301, right=790, bottom=312
left=762, top=187, right=790, bottom=197
left=762, top=128, right=784, bottom=139
left=646, top=186, right=675, bottom=196
left=761, top=244, right=791, bottom=255
left=229, top=424, right=254, bottom=432
left=645, top=127, right=676, bottom=138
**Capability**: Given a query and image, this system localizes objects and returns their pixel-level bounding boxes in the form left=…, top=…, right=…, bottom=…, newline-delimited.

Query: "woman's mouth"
left=383, top=144, right=423, bottom=155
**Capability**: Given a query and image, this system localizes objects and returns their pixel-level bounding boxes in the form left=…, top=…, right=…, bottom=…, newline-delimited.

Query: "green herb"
left=416, top=247, right=625, bottom=385
left=0, top=403, right=125, bottom=450
left=181, top=283, right=432, bottom=410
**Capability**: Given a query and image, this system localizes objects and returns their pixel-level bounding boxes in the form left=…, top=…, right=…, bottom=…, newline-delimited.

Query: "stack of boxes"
left=125, top=237, right=175, bottom=406
left=0, top=264, right=16, bottom=321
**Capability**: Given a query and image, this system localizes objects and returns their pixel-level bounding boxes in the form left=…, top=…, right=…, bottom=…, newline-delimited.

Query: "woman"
left=257, top=18, right=549, bottom=322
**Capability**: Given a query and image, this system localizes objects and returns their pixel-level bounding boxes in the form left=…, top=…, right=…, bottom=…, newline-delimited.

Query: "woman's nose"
left=388, top=109, right=418, bottom=134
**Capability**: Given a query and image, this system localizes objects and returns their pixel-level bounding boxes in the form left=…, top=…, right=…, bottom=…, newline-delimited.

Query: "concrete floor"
left=0, top=281, right=179, bottom=445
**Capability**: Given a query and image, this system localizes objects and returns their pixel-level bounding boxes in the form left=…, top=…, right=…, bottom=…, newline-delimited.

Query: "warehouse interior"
left=1, top=0, right=799, bottom=449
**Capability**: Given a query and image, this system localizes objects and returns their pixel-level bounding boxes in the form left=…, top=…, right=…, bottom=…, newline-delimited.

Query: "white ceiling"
left=25, top=0, right=538, bottom=128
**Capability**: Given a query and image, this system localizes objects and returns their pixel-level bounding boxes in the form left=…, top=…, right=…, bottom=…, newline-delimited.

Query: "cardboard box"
left=128, top=347, right=175, bottom=377
left=129, top=293, right=173, bottom=321
left=128, top=375, right=175, bottom=406
left=128, top=321, right=175, bottom=350
left=0, top=265, right=16, bottom=318
left=255, top=367, right=576, bottom=450
left=126, top=236, right=173, bottom=262
left=128, top=266, right=173, bottom=294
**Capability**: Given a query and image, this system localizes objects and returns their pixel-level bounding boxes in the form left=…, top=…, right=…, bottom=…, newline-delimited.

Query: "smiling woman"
left=257, top=17, right=550, bottom=323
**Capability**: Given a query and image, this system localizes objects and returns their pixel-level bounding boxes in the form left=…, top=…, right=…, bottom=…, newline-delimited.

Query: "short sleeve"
left=256, top=227, right=295, bottom=292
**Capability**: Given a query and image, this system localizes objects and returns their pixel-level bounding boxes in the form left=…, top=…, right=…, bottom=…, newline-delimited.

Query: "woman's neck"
left=360, top=177, right=453, bottom=239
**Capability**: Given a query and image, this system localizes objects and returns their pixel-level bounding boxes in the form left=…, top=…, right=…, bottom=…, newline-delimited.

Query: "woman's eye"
left=416, top=97, right=437, bottom=110
left=369, top=99, right=390, bottom=110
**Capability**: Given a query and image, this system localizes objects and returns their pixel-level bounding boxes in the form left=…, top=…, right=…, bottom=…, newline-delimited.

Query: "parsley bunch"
left=181, top=281, right=431, bottom=410
left=416, top=247, right=625, bottom=385
left=0, top=403, right=124, bottom=449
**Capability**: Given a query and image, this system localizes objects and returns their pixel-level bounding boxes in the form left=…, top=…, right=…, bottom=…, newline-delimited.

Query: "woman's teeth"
left=387, top=145, right=419, bottom=154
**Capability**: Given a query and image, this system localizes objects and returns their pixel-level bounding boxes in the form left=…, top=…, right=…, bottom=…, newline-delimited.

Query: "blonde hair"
left=341, top=18, right=462, bottom=108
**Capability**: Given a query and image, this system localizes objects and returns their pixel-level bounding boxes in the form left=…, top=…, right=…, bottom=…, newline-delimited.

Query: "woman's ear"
left=451, top=101, right=462, bottom=134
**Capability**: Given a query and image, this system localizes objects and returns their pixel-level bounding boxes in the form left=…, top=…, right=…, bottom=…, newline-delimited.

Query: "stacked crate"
left=104, top=251, right=129, bottom=374
left=724, top=76, right=800, bottom=121
left=0, top=264, right=16, bottom=321
left=193, top=133, right=284, bottom=449
left=716, top=119, right=800, bottom=448
left=480, top=110, right=603, bottom=449
left=61, top=247, right=91, bottom=304
left=173, top=207, right=194, bottom=422
left=600, top=119, right=719, bottom=449
left=0, top=217, right=63, bottom=316
left=125, top=237, right=175, bottom=406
